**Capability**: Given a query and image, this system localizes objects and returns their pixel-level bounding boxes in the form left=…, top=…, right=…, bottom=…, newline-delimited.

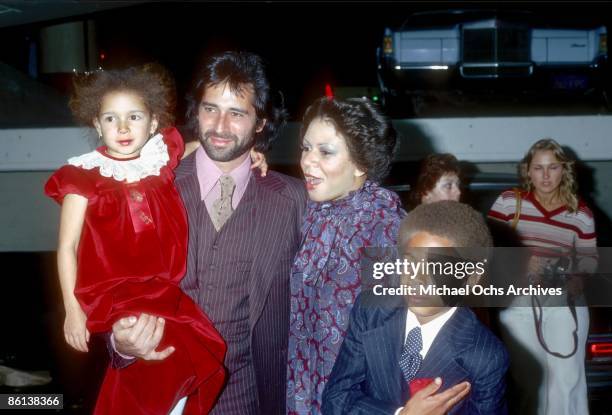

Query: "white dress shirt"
left=395, top=307, right=457, bottom=415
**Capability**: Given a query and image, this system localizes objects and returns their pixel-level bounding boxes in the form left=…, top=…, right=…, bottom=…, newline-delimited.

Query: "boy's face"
left=403, top=231, right=454, bottom=324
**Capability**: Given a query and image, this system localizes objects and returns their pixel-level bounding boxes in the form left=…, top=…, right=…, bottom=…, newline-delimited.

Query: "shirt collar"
left=195, top=146, right=252, bottom=201
left=405, top=307, right=457, bottom=359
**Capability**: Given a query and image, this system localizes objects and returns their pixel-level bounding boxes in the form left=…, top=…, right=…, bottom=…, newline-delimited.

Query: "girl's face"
left=528, top=150, right=564, bottom=196
left=422, top=173, right=461, bottom=204
left=300, top=117, right=365, bottom=202
left=93, top=91, right=158, bottom=159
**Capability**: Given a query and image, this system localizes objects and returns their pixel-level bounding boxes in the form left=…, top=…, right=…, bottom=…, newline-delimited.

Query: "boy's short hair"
left=400, top=201, right=493, bottom=248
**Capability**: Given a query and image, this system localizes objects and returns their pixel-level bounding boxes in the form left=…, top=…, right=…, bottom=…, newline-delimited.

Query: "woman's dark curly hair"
left=300, top=97, right=398, bottom=183
left=411, top=153, right=461, bottom=206
left=69, top=63, right=176, bottom=130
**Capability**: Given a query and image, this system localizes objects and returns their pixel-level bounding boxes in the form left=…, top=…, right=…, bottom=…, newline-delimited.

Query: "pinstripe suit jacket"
left=175, top=153, right=307, bottom=414
left=322, top=294, right=508, bottom=415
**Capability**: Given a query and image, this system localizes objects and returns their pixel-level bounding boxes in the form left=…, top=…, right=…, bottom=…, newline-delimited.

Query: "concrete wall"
left=2, top=115, right=611, bottom=251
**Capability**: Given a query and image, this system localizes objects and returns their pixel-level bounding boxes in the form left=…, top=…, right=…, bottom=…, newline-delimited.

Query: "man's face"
left=197, top=82, right=266, bottom=163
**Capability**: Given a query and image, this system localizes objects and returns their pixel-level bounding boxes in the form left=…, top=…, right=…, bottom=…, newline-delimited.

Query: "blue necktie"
left=399, top=326, right=423, bottom=382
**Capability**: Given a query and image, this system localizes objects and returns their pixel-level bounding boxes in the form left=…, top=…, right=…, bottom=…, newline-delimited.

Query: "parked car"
left=377, top=9, right=609, bottom=115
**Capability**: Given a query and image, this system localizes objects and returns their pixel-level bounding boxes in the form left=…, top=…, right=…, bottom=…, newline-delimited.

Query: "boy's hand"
left=400, top=378, right=470, bottom=415
left=64, top=307, right=90, bottom=352
left=250, top=149, right=268, bottom=177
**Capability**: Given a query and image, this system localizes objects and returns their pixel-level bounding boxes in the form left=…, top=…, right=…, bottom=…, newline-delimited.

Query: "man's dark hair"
left=185, top=51, right=287, bottom=152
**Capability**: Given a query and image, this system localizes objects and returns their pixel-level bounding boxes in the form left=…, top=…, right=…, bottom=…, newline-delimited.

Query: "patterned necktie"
left=399, top=326, right=423, bottom=383
left=211, top=174, right=235, bottom=231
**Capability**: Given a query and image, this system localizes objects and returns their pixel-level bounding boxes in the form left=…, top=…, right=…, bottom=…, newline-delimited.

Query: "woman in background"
left=488, top=138, right=596, bottom=415
left=410, top=153, right=461, bottom=208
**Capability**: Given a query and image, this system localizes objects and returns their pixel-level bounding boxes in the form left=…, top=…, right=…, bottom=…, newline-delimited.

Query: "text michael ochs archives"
left=369, top=258, right=564, bottom=298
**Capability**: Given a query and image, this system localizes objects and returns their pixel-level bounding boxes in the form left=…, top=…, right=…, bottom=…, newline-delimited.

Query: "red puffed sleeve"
left=161, top=127, right=185, bottom=170
left=45, top=165, right=97, bottom=205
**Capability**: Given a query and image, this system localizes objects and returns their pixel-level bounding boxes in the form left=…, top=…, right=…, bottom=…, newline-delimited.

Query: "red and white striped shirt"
left=488, top=189, right=597, bottom=269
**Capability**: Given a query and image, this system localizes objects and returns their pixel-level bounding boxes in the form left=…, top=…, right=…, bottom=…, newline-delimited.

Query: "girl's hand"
left=182, top=140, right=200, bottom=159
left=64, top=306, right=90, bottom=352
left=250, top=149, right=268, bottom=177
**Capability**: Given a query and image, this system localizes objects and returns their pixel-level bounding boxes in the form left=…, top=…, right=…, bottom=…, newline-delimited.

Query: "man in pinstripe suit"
left=112, top=52, right=306, bottom=414
left=322, top=202, right=508, bottom=415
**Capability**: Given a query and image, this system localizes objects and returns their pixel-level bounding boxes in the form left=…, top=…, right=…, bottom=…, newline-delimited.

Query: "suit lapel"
left=247, top=176, right=293, bottom=331
left=417, top=308, right=473, bottom=391
left=363, top=306, right=406, bottom=403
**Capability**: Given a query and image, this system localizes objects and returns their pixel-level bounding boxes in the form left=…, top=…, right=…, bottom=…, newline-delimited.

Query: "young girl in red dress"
left=45, top=64, right=228, bottom=414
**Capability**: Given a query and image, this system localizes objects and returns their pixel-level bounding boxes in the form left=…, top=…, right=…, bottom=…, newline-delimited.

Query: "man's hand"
left=399, top=378, right=471, bottom=415
left=112, top=313, right=174, bottom=361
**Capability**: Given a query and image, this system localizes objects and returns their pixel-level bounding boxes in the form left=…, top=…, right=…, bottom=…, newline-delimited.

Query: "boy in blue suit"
left=323, top=201, right=508, bottom=415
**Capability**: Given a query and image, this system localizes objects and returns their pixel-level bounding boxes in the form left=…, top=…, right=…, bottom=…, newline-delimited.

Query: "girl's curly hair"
left=69, top=63, right=176, bottom=130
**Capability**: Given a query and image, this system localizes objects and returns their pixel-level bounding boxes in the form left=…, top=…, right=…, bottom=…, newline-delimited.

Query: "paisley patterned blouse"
left=287, top=180, right=406, bottom=414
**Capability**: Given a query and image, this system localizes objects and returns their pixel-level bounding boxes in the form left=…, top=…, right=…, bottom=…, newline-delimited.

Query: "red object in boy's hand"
left=409, top=378, right=435, bottom=395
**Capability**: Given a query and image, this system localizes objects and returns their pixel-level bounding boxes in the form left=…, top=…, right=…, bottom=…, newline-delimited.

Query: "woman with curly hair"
left=488, top=138, right=596, bottom=415
left=45, top=64, right=227, bottom=414
left=411, top=153, right=461, bottom=207
left=287, top=97, right=406, bottom=414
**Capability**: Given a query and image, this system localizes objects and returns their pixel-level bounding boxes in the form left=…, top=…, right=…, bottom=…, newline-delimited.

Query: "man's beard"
left=199, top=128, right=255, bottom=162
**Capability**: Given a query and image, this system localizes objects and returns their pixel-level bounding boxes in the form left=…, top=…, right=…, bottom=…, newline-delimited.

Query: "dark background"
left=2, top=1, right=611, bottom=124
left=1, top=1, right=611, bottom=413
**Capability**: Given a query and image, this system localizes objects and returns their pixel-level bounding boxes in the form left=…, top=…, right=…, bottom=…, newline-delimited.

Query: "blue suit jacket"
left=322, top=295, right=508, bottom=415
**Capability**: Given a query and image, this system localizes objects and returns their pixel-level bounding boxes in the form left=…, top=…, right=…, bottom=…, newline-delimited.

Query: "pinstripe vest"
left=175, top=152, right=307, bottom=414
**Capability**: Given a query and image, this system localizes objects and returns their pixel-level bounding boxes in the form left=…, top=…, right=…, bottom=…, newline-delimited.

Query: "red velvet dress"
left=45, top=128, right=226, bottom=414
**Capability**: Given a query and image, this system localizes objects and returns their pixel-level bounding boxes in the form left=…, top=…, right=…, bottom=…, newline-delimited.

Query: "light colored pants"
left=499, top=304, right=589, bottom=415
left=168, top=396, right=187, bottom=415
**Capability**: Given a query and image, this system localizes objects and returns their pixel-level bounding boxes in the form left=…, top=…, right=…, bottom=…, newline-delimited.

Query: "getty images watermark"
left=359, top=247, right=609, bottom=307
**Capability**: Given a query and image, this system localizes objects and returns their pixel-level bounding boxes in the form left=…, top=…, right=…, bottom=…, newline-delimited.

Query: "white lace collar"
left=68, top=133, right=169, bottom=183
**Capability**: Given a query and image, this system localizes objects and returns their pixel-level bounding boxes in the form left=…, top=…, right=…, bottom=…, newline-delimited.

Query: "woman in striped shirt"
left=488, top=138, right=596, bottom=415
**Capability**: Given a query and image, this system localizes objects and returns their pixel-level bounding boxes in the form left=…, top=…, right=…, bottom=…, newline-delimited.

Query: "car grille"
left=462, top=26, right=530, bottom=64
left=461, top=65, right=533, bottom=77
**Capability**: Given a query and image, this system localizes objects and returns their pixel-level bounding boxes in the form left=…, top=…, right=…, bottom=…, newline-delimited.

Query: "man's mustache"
left=203, top=130, right=239, bottom=142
